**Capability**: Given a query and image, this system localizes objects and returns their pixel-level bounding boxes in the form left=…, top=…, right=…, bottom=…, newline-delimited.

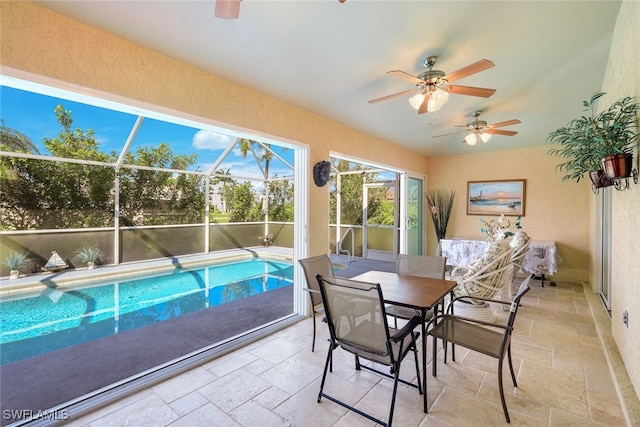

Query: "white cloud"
left=192, top=130, right=237, bottom=151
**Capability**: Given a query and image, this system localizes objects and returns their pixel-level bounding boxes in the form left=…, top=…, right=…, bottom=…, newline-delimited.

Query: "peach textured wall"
left=598, top=0, right=640, bottom=398
left=426, top=145, right=591, bottom=282
left=0, top=1, right=428, bottom=258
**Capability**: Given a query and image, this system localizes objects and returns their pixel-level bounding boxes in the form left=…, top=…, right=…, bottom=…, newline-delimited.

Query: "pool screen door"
left=363, top=182, right=397, bottom=262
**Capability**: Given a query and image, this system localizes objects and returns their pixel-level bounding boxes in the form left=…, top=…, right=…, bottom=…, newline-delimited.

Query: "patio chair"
left=502, top=230, right=532, bottom=303
left=427, top=276, right=532, bottom=423
left=386, top=254, right=447, bottom=328
left=316, top=274, right=423, bottom=427
left=298, top=254, right=335, bottom=352
left=449, top=240, right=514, bottom=322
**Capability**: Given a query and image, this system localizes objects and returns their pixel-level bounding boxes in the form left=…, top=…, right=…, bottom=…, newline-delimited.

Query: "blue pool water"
left=0, top=258, right=293, bottom=365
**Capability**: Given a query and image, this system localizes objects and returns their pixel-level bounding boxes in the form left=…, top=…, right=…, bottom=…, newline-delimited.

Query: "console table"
left=439, top=238, right=561, bottom=285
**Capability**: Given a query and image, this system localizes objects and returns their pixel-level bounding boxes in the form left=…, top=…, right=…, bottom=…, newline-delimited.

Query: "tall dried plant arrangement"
left=426, top=189, right=455, bottom=241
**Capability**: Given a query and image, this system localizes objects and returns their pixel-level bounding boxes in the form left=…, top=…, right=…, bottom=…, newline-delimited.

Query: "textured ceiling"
left=36, top=1, right=622, bottom=157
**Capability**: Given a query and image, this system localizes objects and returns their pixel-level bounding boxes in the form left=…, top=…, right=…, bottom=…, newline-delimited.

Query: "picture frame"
left=467, top=179, right=526, bottom=216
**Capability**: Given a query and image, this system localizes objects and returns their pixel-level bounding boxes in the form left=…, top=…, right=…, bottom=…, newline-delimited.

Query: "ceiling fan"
left=434, top=111, right=521, bottom=145
left=368, top=56, right=496, bottom=114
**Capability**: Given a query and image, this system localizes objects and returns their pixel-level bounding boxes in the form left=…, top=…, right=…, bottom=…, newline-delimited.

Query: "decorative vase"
left=87, top=262, right=96, bottom=270
left=9, top=270, right=19, bottom=280
left=601, top=153, right=633, bottom=179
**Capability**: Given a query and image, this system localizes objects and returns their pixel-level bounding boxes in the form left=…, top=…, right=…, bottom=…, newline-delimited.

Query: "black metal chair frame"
left=316, top=274, right=423, bottom=427
left=427, top=278, right=532, bottom=423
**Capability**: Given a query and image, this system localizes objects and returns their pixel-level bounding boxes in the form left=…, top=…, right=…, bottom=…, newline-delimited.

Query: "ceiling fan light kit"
left=368, top=55, right=496, bottom=116
left=464, top=131, right=492, bottom=146
left=432, top=111, right=520, bottom=147
left=408, top=87, right=450, bottom=112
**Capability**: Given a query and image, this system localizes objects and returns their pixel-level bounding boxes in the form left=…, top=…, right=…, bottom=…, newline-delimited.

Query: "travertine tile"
left=229, top=399, right=289, bottom=426
left=86, top=394, right=179, bottom=427
left=152, top=366, right=217, bottom=403
left=198, top=369, right=272, bottom=413
left=64, top=280, right=631, bottom=427
left=166, top=402, right=240, bottom=427
left=168, top=391, right=208, bottom=417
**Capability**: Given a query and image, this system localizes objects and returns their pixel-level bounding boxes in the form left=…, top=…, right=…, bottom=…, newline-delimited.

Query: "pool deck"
left=0, top=247, right=295, bottom=298
left=0, top=248, right=394, bottom=298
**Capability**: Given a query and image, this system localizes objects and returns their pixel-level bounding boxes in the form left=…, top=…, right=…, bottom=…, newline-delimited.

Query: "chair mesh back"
left=318, top=275, right=390, bottom=357
left=396, top=254, right=446, bottom=279
left=299, top=255, right=335, bottom=306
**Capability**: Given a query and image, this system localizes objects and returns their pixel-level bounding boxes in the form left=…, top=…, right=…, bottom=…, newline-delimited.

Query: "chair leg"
left=497, top=356, right=511, bottom=423
left=317, top=345, right=333, bottom=403
left=507, top=343, right=517, bottom=387
left=412, top=339, right=423, bottom=395
left=388, top=369, right=402, bottom=427
left=311, top=313, right=317, bottom=352
left=431, top=334, right=438, bottom=377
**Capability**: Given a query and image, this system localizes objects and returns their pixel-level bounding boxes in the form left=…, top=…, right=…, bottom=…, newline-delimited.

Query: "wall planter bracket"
left=611, top=167, right=639, bottom=191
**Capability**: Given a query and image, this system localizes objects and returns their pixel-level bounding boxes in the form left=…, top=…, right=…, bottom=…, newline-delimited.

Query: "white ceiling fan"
left=368, top=56, right=496, bottom=114
left=434, top=111, right=521, bottom=146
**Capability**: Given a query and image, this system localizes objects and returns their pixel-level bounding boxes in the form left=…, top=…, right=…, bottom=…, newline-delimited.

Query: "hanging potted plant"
left=547, top=130, right=612, bottom=188
left=73, top=245, right=106, bottom=269
left=590, top=93, right=639, bottom=179
left=548, top=92, right=639, bottom=184
left=2, top=251, right=33, bottom=279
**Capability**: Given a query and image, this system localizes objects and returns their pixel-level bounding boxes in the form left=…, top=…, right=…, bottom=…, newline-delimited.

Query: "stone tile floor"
left=66, top=279, right=635, bottom=426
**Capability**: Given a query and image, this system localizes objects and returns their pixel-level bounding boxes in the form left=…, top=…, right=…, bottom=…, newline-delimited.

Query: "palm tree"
left=211, top=168, right=232, bottom=212
left=0, top=119, right=39, bottom=154
left=238, top=139, right=274, bottom=220
left=0, top=119, right=40, bottom=180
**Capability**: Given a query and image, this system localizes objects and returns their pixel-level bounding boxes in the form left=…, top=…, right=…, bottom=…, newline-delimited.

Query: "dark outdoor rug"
left=0, top=286, right=293, bottom=425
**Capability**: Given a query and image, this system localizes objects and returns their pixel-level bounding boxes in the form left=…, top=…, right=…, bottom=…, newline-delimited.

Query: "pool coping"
left=0, top=247, right=294, bottom=299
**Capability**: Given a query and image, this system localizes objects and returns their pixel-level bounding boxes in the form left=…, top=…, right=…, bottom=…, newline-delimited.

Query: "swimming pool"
left=0, top=258, right=293, bottom=365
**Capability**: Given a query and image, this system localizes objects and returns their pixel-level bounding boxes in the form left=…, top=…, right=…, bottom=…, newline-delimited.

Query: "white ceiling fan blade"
left=489, top=119, right=521, bottom=128
left=432, top=130, right=465, bottom=138
left=368, top=89, right=420, bottom=104
left=442, top=59, right=495, bottom=83
left=387, top=70, right=424, bottom=86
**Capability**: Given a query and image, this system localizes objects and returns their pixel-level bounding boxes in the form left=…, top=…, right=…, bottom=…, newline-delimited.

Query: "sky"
left=0, top=84, right=295, bottom=180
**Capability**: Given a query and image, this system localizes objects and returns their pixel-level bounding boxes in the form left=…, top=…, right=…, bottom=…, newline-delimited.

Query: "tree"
left=228, top=181, right=259, bottom=222
left=1, top=106, right=117, bottom=229
left=0, top=119, right=39, bottom=154
left=211, top=168, right=232, bottom=213
left=0, top=105, right=205, bottom=229
left=119, top=143, right=203, bottom=225
left=268, top=177, right=294, bottom=222
left=329, top=159, right=364, bottom=225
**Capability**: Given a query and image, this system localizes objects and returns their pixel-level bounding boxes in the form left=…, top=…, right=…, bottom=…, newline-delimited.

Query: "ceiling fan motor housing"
left=467, top=120, right=488, bottom=131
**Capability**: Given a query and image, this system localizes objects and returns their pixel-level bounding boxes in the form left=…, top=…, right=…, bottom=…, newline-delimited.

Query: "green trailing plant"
left=2, top=251, right=33, bottom=272
left=426, top=189, right=455, bottom=241
left=547, top=92, right=640, bottom=183
left=73, top=245, right=106, bottom=266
